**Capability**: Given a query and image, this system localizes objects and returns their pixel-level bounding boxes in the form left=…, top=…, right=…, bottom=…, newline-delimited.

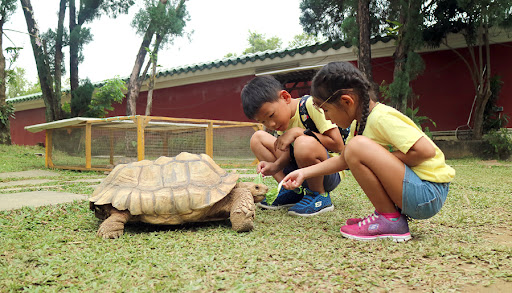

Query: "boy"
left=241, top=75, right=344, bottom=216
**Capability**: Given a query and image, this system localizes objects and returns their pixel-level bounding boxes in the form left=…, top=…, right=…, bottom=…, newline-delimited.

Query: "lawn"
left=0, top=145, right=511, bottom=292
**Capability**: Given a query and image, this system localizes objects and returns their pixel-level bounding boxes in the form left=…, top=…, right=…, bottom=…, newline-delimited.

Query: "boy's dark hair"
left=311, top=62, right=371, bottom=135
left=241, top=75, right=283, bottom=119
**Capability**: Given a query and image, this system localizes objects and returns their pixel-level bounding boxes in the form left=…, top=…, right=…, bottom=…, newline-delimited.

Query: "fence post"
left=137, top=116, right=145, bottom=161
left=205, top=122, right=213, bottom=158
left=45, top=129, right=54, bottom=168
left=85, top=122, right=92, bottom=169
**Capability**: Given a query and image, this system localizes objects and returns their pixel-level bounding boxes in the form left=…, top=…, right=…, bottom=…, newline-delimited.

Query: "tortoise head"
left=236, top=182, right=268, bottom=203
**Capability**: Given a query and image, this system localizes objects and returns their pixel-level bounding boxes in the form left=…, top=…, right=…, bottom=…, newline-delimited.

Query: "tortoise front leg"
left=229, top=188, right=256, bottom=232
left=97, top=207, right=131, bottom=239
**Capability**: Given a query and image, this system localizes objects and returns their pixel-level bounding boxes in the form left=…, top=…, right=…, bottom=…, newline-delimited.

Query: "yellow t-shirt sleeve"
left=371, top=114, right=424, bottom=154
left=305, top=98, right=337, bottom=134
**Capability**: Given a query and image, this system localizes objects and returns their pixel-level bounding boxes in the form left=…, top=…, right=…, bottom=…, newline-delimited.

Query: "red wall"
left=11, top=42, right=512, bottom=145
left=411, top=42, right=512, bottom=130
left=10, top=107, right=46, bottom=146
left=108, top=75, right=255, bottom=122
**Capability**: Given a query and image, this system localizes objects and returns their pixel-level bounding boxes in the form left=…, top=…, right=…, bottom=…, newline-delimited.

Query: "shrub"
left=483, top=128, right=512, bottom=160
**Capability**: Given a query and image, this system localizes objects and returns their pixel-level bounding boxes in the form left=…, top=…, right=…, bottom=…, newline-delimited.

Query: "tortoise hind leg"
left=97, top=207, right=131, bottom=239
left=230, top=188, right=256, bottom=232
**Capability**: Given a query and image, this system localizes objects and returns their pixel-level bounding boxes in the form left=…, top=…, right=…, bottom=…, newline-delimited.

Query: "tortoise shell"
left=89, top=152, right=239, bottom=221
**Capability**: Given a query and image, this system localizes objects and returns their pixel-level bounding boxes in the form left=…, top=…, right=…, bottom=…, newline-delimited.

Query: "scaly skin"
left=97, top=207, right=131, bottom=239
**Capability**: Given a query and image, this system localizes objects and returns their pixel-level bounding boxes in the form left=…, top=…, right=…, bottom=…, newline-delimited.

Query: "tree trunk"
left=145, top=34, right=163, bottom=116
left=69, top=0, right=79, bottom=94
left=54, top=0, right=67, bottom=103
left=126, top=28, right=155, bottom=116
left=144, top=56, right=157, bottom=116
left=0, top=19, right=11, bottom=144
left=392, top=2, right=409, bottom=113
left=20, top=0, right=62, bottom=121
left=357, top=0, right=376, bottom=94
left=0, top=20, right=5, bottom=107
left=471, top=24, right=492, bottom=140
left=126, top=0, right=169, bottom=116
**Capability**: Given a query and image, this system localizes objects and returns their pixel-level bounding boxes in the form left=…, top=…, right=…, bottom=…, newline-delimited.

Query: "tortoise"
left=89, top=152, right=268, bottom=239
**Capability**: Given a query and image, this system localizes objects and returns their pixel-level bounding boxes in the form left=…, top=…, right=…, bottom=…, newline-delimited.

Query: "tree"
left=357, top=0, right=374, bottom=87
left=126, top=0, right=189, bottom=116
left=242, top=31, right=282, bottom=54
left=145, top=48, right=158, bottom=116
left=68, top=0, right=134, bottom=110
left=85, top=77, right=126, bottom=118
left=423, top=0, right=512, bottom=139
left=225, top=32, right=324, bottom=59
left=384, top=0, right=425, bottom=113
left=0, top=0, right=17, bottom=144
left=20, top=0, right=63, bottom=122
left=288, top=33, right=325, bottom=47
left=20, top=0, right=134, bottom=122
left=299, top=0, right=395, bottom=91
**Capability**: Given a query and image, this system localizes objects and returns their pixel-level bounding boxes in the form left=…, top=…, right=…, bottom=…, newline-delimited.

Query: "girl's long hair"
left=311, top=62, right=371, bottom=135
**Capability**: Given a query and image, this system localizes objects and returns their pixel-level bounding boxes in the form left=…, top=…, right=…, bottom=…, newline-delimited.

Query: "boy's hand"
left=257, top=161, right=279, bottom=177
left=281, top=170, right=305, bottom=190
left=274, top=127, right=302, bottom=151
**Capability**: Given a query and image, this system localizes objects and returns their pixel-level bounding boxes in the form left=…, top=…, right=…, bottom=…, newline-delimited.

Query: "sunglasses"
left=312, top=89, right=352, bottom=111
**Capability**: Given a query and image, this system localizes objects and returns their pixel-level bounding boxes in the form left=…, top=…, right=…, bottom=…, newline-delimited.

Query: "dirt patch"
left=480, top=160, right=512, bottom=167
left=462, top=279, right=512, bottom=293
left=483, top=227, right=512, bottom=247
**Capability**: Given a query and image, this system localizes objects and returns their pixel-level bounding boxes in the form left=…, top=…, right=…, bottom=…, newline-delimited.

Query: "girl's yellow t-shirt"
left=346, top=103, right=455, bottom=183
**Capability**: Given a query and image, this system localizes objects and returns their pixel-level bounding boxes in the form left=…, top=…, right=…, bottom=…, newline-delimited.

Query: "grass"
left=0, top=145, right=511, bottom=292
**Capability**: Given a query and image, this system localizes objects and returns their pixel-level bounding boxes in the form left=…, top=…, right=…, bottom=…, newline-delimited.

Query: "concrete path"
left=0, top=168, right=257, bottom=211
left=0, top=191, right=88, bottom=211
left=0, top=169, right=90, bottom=211
left=0, top=170, right=60, bottom=179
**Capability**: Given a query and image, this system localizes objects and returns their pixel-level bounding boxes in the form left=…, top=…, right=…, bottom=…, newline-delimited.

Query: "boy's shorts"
left=401, top=165, right=450, bottom=219
left=284, top=146, right=341, bottom=192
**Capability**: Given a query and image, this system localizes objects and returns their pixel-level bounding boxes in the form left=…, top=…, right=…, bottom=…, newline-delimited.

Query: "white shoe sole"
left=287, top=205, right=334, bottom=217
left=256, top=202, right=295, bottom=210
left=340, top=231, right=412, bottom=242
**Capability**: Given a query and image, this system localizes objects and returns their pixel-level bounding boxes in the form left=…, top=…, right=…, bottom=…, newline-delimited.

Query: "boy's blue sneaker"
left=256, top=187, right=304, bottom=210
left=287, top=190, right=334, bottom=217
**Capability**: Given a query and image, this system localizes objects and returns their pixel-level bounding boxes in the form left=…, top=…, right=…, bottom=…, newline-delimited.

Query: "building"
left=8, top=31, right=512, bottom=146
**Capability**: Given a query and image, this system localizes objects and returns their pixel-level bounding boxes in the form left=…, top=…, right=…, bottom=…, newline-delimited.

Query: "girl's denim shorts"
left=401, top=165, right=450, bottom=219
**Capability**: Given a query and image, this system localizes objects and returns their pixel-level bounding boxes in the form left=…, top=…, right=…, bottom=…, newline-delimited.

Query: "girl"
left=281, top=61, right=455, bottom=242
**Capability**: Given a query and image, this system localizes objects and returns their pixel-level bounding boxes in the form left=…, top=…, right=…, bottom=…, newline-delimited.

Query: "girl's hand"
left=257, top=161, right=278, bottom=177
left=282, top=170, right=305, bottom=190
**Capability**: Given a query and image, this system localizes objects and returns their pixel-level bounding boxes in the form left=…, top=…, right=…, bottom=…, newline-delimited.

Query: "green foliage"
left=287, top=33, right=325, bottom=48
left=483, top=75, right=509, bottom=133
left=242, top=31, right=282, bottom=54
left=71, top=79, right=95, bottom=117
left=0, top=102, right=14, bottom=144
left=483, top=128, right=512, bottom=160
left=85, top=77, right=126, bottom=118
left=39, top=28, right=69, bottom=74
left=69, top=26, right=93, bottom=64
left=423, top=1, right=512, bottom=51
left=6, top=68, right=28, bottom=98
left=405, top=106, right=436, bottom=138
left=386, top=51, right=425, bottom=111
left=299, top=0, right=397, bottom=42
left=0, top=102, right=14, bottom=126
left=132, top=0, right=189, bottom=45
left=226, top=32, right=323, bottom=57
left=254, top=174, right=279, bottom=204
left=0, top=0, right=17, bottom=21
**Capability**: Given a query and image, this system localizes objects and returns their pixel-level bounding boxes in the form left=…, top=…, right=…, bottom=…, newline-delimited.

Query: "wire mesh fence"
left=27, top=116, right=262, bottom=171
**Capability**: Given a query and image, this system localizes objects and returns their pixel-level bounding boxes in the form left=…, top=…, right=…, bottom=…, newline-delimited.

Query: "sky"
left=6, top=0, right=305, bottom=84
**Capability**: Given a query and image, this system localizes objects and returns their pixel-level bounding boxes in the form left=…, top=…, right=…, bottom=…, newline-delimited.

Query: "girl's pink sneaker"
left=340, top=212, right=411, bottom=242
